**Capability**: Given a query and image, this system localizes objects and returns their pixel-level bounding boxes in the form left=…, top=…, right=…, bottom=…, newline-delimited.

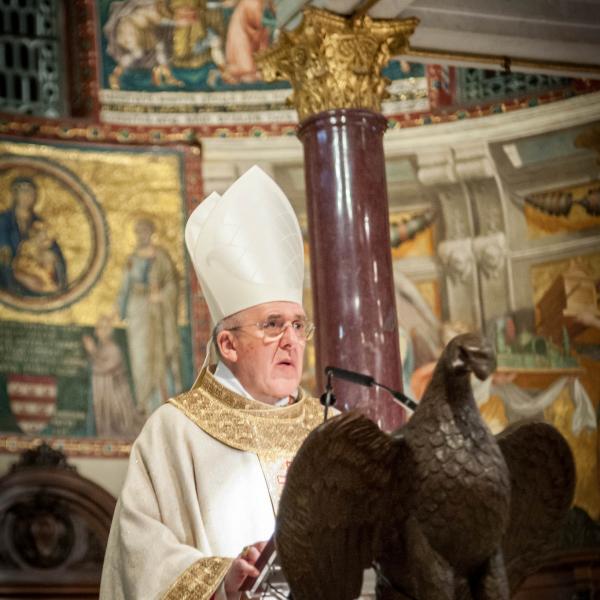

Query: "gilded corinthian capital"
left=256, top=7, right=419, bottom=121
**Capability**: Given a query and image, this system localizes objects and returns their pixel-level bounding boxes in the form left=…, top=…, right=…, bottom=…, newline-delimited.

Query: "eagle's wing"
left=497, top=420, right=575, bottom=592
left=275, top=411, right=412, bottom=600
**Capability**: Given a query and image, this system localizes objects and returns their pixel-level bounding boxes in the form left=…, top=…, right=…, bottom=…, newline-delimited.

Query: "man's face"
left=134, top=221, right=154, bottom=246
left=218, top=301, right=307, bottom=404
left=14, top=183, right=37, bottom=211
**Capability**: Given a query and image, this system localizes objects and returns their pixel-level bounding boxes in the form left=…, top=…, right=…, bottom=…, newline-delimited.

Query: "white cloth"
left=491, top=377, right=597, bottom=435
left=99, top=402, right=276, bottom=600
left=472, top=374, right=493, bottom=408
left=214, top=361, right=253, bottom=399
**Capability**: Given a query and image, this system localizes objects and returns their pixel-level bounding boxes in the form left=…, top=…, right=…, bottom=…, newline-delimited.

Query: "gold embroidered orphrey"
left=162, top=557, right=233, bottom=600
left=169, top=368, right=324, bottom=461
left=256, top=7, right=419, bottom=121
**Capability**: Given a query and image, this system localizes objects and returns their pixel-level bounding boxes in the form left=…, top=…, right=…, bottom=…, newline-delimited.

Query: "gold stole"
left=170, top=367, right=323, bottom=459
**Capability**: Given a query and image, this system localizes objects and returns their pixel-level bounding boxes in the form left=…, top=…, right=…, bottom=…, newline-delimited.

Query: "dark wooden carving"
left=513, top=507, right=600, bottom=599
left=514, top=550, right=600, bottom=599
left=12, top=443, right=74, bottom=471
left=0, top=443, right=116, bottom=599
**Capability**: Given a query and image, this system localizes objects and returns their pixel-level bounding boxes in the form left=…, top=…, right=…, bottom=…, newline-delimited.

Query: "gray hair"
left=211, top=315, right=240, bottom=362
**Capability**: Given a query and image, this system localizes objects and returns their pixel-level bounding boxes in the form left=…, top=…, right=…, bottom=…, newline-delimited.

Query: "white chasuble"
left=99, top=368, right=323, bottom=600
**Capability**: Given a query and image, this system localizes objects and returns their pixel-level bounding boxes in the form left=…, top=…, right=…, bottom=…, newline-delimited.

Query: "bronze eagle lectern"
left=275, top=333, right=575, bottom=599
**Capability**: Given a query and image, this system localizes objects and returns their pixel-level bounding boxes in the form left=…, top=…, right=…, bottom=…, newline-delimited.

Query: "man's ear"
left=216, top=330, right=238, bottom=363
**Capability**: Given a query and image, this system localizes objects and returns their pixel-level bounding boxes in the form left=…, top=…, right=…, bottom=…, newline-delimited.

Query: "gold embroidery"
left=169, top=369, right=324, bottom=461
left=258, top=456, right=291, bottom=513
left=162, top=557, right=233, bottom=600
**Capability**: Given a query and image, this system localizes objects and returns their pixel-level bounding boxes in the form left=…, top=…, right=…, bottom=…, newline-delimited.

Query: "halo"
left=124, top=211, right=166, bottom=246
left=0, top=155, right=109, bottom=313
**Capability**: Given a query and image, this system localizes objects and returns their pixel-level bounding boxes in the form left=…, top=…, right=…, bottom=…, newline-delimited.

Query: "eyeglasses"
left=227, top=317, right=315, bottom=342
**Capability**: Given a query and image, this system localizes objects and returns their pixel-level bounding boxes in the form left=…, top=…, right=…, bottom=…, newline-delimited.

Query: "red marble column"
left=298, top=108, right=405, bottom=431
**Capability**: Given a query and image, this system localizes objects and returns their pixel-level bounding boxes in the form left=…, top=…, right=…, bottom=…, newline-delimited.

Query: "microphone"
left=322, top=366, right=418, bottom=415
left=324, top=366, right=374, bottom=388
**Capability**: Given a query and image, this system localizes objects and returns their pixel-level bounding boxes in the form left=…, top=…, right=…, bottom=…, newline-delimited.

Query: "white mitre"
left=185, top=165, right=304, bottom=323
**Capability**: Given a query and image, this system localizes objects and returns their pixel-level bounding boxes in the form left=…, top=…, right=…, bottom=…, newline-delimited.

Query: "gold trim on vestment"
left=169, top=368, right=324, bottom=460
left=162, top=557, right=233, bottom=600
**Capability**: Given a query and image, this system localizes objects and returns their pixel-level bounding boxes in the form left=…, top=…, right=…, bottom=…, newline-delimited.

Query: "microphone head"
left=320, top=391, right=337, bottom=408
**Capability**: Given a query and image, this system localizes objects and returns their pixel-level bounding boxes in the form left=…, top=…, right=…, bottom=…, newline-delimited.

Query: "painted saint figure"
left=222, top=0, right=272, bottom=83
left=12, top=221, right=62, bottom=294
left=104, top=0, right=185, bottom=89
left=0, top=176, right=67, bottom=296
left=169, top=0, right=210, bottom=68
left=83, top=315, right=142, bottom=438
left=118, top=218, right=182, bottom=417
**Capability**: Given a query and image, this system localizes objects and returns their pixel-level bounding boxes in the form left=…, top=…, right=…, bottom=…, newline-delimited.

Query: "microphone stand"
left=319, top=369, right=336, bottom=421
left=319, top=365, right=418, bottom=421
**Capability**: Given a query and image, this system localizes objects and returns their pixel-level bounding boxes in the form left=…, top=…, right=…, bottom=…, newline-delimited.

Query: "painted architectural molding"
left=473, top=233, right=507, bottom=281
left=438, top=238, right=475, bottom=284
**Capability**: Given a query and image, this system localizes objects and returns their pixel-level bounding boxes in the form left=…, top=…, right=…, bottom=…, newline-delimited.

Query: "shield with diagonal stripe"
left=8, top=374, right=57, bottom=434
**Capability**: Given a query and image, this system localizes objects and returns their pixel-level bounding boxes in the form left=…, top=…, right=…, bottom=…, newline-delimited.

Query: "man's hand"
left=223, top=541, right=267, bottom=600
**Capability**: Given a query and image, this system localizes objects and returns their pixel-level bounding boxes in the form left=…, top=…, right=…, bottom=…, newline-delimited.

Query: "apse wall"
left=0, top=0, right=599, bottom=573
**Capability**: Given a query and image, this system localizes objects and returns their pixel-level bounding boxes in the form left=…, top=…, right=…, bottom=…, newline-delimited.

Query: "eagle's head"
left=444, top=333, right=496, bottom=381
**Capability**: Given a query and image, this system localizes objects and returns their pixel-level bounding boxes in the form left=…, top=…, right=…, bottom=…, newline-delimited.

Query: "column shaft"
left=299, top=109, right=405, bottom=430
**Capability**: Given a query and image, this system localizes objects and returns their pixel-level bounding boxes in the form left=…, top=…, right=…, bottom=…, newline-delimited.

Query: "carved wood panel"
left=0, top=444, right=116, bottom=599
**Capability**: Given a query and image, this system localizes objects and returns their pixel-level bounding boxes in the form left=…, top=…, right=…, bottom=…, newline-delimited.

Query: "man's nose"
left=279, top=323, right=299, bottom=346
